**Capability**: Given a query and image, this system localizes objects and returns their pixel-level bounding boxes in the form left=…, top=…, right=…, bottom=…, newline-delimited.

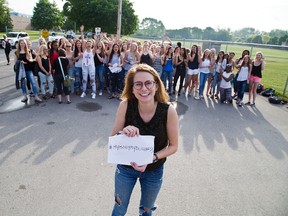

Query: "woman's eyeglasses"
left=133, top=80, right=156, bottom=90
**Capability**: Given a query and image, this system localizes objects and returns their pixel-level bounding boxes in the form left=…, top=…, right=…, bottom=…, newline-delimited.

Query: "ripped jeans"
left=112, top=164, right=163, bottom=216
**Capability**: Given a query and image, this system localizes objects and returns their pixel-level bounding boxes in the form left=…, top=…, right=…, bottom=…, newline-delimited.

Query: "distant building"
left=10, top=12, right=32, bottom=31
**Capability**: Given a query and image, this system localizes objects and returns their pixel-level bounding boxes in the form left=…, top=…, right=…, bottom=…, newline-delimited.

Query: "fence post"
left=283, top=75, right=288, bottom=97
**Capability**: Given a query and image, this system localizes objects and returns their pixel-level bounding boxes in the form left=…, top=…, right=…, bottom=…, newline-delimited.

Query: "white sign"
left=95, top=27, right=101, bottom=36
left=108, top=135, right=155, bottom=166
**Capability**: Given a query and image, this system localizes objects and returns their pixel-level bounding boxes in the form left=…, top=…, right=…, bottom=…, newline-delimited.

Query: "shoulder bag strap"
left=58, top=57, right=65, bottom=79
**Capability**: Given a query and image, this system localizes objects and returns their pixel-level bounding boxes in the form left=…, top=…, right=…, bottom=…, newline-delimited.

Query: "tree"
left=0, top=0, right=13, bottom=32
left=137, top=17, right=165, bottom=38
left=279, top=35, right=288, bottom=45
left=251, top=35, right=263, bottom=44
left=63, top=0, right=138, bottom=35
left=191, top=27, right=203, bottom=39
left=267, top=36, right=279, bottom=45
left=214, top=28, right=232, bottom=41
left=31, top=0, right=63, bottom=30
left=203, top=27, right=215, bottom=40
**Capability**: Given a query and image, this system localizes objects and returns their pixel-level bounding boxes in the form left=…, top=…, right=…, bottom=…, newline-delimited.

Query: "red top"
left=50, top=51, right=59, bottom=67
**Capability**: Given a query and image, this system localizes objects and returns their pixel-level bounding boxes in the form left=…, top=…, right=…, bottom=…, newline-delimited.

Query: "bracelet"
left=153, top=153, right=158, bottom=163
left=116, top=131, right=123, bottom=135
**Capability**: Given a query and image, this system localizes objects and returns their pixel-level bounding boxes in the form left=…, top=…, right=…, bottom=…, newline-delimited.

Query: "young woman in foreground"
left=111, top=64, right=178, bottom=216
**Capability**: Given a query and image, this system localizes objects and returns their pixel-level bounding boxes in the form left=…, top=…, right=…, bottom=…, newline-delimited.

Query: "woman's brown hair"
left=121, top=64, right=169, bottom=103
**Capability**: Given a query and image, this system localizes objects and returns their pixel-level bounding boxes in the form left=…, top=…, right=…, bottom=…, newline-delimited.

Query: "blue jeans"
left=199, top=72, right=210, bottom=96
left=38, top=72, right=54, bottom=95
left=21, top=70, right=38, bottom=95
left=212, top=72, right=221, bottom=95
left=74, top=67, right=82, bottom=90
left=68, top=65, right=75, bottom=93
left=96, top=64, right=104, bottom=91
left=237, top=80, right=247, bottom=101
left=112, top=164, right=163, bottom=216
left=162, top=70, right=173, bottom=93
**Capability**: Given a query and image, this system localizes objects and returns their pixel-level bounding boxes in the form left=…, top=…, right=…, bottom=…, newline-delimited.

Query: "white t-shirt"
left=200, top=58, right=210, bottom=74
left=82, top=50, right=94, bottom=67
left=220, top=72, right=232, bottom=89
left=74, top=54, right=83, bottom=68
left=237, top=66, right=249, bottom=81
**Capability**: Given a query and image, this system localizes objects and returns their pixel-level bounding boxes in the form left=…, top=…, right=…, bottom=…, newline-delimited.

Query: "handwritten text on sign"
left=108, top=135, right=155, bottom=166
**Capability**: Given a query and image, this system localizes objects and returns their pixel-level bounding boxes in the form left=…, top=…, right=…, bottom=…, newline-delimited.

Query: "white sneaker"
left=99, top=91, right=103, bottom=96
left=80, top=92, right=86, bottom=98
left=194, top=96, right=200, bottom=100
left=91, top=93, right=96, bottom=99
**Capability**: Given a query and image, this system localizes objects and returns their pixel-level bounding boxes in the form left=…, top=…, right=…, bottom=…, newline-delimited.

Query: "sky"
left=6, top=0, right=288, bottom=32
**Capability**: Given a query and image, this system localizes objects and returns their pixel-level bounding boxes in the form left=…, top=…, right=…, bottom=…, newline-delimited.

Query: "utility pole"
left=116, top=0, right=122, bottom=40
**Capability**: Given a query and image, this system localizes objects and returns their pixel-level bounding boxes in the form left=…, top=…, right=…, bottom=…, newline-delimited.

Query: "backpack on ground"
left=261, top=88, right=275, bottom=97
left=257, top=83, right=264, bottom=93
left=268, top=96, right=282, bottom=104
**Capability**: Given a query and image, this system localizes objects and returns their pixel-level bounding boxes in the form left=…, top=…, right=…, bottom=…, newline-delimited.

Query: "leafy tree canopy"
left=31, top=0, right=63, bottom=30
left=63, top=0, right=138, bottom=35
left=0, top=0, right=13, bottom=32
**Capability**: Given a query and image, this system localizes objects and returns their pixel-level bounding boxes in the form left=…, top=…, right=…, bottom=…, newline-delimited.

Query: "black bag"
left=261, top=88, right=275, bottom=97
left=257, top=83, right=264, bottom=93
left=268, top=96, right=282, bottom=104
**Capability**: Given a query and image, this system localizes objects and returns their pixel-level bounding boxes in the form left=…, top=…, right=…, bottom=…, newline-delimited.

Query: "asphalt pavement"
left=0, top=48, right=288, bottom=216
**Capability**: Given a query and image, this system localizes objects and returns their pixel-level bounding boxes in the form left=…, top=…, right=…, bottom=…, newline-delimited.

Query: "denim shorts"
left=112, top=164, right=164, bottom=216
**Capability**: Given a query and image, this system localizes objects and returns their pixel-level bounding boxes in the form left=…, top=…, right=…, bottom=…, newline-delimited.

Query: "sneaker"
left=200, top=95, right=204, bottom=99
left=80, top=92, right=86, bottom=98
left=91, top=92, right=96, bottom=99
left=236, top=99, right=240, bottom=105
left=194, top=96, right=200, bottom=100
left=99, top=91, right=103, bottom=96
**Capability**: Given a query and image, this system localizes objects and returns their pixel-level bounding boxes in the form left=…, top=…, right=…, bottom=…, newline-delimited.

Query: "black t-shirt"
left=140, top=53, right=152, bottom=66
left=124, top=99, right=169, bottom=171
left=52, top=57, right=69, bottom=76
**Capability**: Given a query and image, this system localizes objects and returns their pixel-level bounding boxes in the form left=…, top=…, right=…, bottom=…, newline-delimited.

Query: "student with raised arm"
left=80, top=25, right=97, bottom=99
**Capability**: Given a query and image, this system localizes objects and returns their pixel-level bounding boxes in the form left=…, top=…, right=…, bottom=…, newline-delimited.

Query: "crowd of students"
left=11, top=27, right=265, bottom=106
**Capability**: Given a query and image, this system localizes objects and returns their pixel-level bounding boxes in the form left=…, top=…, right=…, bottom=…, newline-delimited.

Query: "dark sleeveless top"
left=124, top=99, right=169, bottom=171
left=17, top=52, right=33, bottom=71
left=140, top=53, right=152, bottom=66
left=176, top=56, right=186, bottom=71
left=251, top=62, right=262, bottom=78
left=39, top=57, right=50, bottom=74
left=94, top=52, right=104, bottom=67
left=188, top=53, right=199, bottom=69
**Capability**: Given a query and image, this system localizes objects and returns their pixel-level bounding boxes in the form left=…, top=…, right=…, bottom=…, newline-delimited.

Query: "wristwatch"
left=153, top=153, right=158, bottom=163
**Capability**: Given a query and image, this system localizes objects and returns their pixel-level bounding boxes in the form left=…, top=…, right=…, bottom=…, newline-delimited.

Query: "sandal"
left=21, top=97, right=28, bottom=103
